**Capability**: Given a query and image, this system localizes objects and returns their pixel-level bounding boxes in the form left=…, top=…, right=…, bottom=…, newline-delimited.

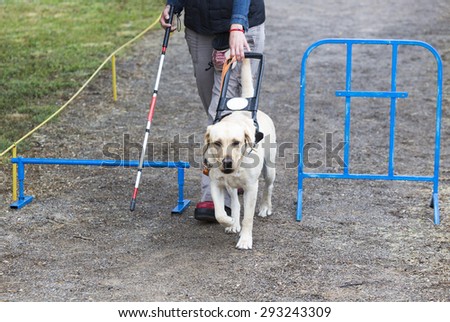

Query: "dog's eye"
left=213, top=141, right=222, bottom=147
left=232, top=140, right=240, bottom=147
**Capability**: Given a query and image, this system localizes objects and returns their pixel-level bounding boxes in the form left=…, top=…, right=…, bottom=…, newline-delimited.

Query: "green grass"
left=0, top=0, right=165, bottom=153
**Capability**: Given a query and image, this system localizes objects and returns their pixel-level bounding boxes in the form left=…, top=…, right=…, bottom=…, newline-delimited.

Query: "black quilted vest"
left=180, top=0, right=265, bottom=35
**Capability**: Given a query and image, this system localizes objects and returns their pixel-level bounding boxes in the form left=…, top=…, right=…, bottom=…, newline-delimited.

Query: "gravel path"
left=1, top=0, right=449, bottom=301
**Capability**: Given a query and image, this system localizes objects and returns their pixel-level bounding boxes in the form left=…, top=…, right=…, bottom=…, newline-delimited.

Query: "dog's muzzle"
left=221, top=156, right=234, bottom=174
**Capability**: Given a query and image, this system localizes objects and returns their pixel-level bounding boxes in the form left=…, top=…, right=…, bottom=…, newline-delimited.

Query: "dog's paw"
left=236, top=235, right=253, bottom=250
left=216, top=216, right=234, bottom=228
left=225, top=224, right=241, bottom=234
left=257, top=205, right=272, bottom=218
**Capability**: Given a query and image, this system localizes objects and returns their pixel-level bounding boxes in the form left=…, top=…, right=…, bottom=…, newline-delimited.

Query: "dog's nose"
left=222, top=157, right=233, bottom=169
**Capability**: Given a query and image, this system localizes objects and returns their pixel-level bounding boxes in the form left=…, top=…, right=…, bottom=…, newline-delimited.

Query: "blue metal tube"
left=431, top=46, right=443, bottom=198
left=297, top=38, right=311, bottom=221
left=17, top=158, right=25, bottom=200
left=388, top=44, right=399, bottom=177
left=9, top=158, right=34, bottom=209
left=171, top=166, right=191, bottom=213
left=433, top=193, right=440, bottom=225
left=302, top=172, right=434, bottom=182
left=177, top=167, right=184, bottom=204
left=343, top=43, right=353, bottom=175
left=335, top=91, right=408, bottom=98
left=10, top=158, right=190, bottom=169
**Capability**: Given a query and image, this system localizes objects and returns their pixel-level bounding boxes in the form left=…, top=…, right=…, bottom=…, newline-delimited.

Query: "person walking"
left=159, top=0, right=265, bottom=221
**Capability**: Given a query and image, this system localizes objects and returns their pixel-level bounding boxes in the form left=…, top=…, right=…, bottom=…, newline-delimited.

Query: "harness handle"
left=214, top=53, right=265, bottom=146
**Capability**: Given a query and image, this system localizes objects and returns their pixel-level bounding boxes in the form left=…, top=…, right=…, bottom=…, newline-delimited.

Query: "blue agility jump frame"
left=297, top=39, right=443, bottom=224
left=10, top=158, right=191, bottom=213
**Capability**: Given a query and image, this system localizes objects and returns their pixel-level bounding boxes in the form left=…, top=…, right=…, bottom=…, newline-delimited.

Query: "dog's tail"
left=241, top=58, right=254, bottom=98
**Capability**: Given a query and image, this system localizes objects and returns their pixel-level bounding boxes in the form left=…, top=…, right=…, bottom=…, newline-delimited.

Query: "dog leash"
left=219, top=56, right=237, bottom=94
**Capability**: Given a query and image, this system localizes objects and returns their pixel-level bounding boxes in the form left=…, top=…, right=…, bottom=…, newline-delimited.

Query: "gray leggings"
left=185, top=24, right=265, bottom=202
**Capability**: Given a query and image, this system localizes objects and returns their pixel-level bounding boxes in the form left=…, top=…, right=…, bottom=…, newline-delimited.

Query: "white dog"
left=203, top=58, right=276, bottom=249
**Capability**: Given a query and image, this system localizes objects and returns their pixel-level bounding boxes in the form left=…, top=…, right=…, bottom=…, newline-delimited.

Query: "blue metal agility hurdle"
left=10, top=157, right=190, bottom=213
left=297, top=39, right=443, bottom=224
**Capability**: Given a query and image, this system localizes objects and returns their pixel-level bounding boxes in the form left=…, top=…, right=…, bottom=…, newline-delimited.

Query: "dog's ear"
left=244, top=126, right=254, bottom=148
left=203, top=125, right=212, bottom=156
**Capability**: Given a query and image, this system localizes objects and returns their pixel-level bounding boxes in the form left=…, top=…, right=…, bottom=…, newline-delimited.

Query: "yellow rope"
left=112, top=55, right=118, bottom=101
left=0, top=16, right=161, bottom=157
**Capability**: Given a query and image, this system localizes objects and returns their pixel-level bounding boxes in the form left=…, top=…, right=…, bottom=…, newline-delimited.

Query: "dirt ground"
left=1, top=0, right=449, bottom=301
